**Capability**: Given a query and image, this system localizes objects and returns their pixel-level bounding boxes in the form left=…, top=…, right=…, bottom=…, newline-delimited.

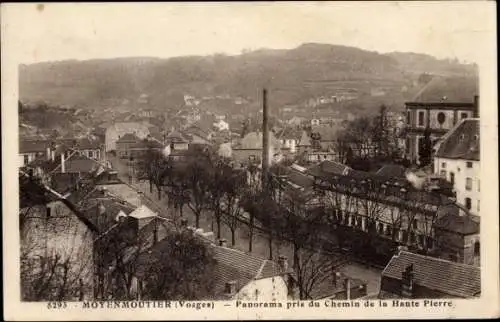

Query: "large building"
left=433, top=118, right=480, bottom=215
left=105, top=122, right=150, bottom=152
left=404, top=95, right=478, bottom=164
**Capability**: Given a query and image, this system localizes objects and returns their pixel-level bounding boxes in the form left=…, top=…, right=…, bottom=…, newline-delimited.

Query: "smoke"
left=405, top=171, right=426, bottom=190
left=218, top=143, right=232, bottom=158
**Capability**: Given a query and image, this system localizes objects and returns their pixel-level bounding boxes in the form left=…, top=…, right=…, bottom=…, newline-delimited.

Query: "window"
left=412, top=219, right=418, bottom=230
left=440, top=170, right=447, bottom=177
left=88, top=151, right=94, bottom=158
left=466, top=161, right=473, bottom=168
left=461, top=112, right=468, bottom=119
left=96, top=150, right=100, bottom=160
left=477, top=200, right=480, bottom=212
left=474, top=241, right=480, bottom=257
left=406, top=111, right=411, bottom=125
left=23, top=154, right=29, bottom=165
left=466, top=178, right=472, bottom=190
left=449, top=172, right=455, bottom=186
left=478, top=180, right=480, bottom=192
left=441, top=162, right=446, bottom=169
left=418, top=111, right=425, bottom=126
left=437, top=112, right=446, bottom=125
left=465, top=197, right=472, bottom=210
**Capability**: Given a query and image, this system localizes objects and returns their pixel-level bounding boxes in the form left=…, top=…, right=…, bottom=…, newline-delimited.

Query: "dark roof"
left=166, top=131, right=189, bottom=143
left=435, top=119, right=479, bottom=160
left=410, top=76, right=478, bottom=103
left=376, top=164, right=407, bottom=178
left=19, top=139, right=51, bottom=153
left=82, top=196, right=136, bottom=232
left=286, top=169, right=314, bottom=189
left=62, top=155, right=101, bottom=173
left=116, top=133, right=141, bottom=143
left=58, top=137, right=101, bottom=150
left=306, top=160, right=350, bottom=177
left=435, top=212, right=480, bottom=235
left=19, top=175, right=59, bottom=208
left=382, top=251, right=481, bottom=298
left=276, top=127, right=303, bottom=141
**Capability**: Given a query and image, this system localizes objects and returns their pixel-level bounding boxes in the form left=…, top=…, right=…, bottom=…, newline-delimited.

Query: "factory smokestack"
left=262, top=88, right=269, bottom=189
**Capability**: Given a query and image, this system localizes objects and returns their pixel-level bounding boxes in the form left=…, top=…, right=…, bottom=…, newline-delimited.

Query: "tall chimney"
left=261, top=88, right=269, bottom=189
left=60, top=153, right=65, bottom=173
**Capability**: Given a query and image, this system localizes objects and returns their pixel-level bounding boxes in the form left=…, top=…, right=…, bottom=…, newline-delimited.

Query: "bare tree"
left=294, top=248, right=349, bottom=300
left=138, top=230, right=216, bottom=300
left=220, top=168, right=247, bottom=246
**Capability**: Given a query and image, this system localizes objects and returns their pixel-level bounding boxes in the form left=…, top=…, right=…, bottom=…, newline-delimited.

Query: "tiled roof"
left=435, top=119, right=479, bottom=161
left=411, top=76, right=478, bottom=103
left=117, top=133, right=141, bottom=143
left=376, top=164, right=407, bottom=178
left=19, top=139, right=51, bottom=153
left=286, top=169, right=314, bottom=189
left=382, top=251, right=481, bottom=298
left=435, top=212, right=479, bottom=235
left=166, top=131, right=189, bottom=143
left=211, top=245, right=287, bottom=297
left=306, top=160, right=350, bottom=177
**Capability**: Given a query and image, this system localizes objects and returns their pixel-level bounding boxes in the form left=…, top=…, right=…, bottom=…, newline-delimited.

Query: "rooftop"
left=382, top=251, right=481, bottom=298
left=435, top=119, right=479, bottom=161
left=19, top=139, right=51, bottom=153
left=306, top=160, right=351, bottom=177
left=435, top=210, right=480, bottom=235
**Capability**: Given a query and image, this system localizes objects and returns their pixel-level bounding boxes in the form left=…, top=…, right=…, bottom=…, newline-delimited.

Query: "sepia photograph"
left=2, top=1, right=498, bottom=320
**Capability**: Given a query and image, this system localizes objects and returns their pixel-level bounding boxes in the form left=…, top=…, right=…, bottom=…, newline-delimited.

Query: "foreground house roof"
left=19, top=139, right=51, bottom=153
left=382, top=251, right=480, bottom=298
left=210, top=245, right=291, bottom=298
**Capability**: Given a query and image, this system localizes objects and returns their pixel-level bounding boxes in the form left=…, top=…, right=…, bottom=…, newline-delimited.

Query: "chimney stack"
left=278, top=255, right=288, bottom=273
left=261, top=88, right=269, bottom=189
left=60, top=153, right=65, bottom=173
left=224, top=280, right=237, bottom=296
left=401, top=264, right=414, bottom=298
left=473, top=95, right=479, bottom=118
left=344, top=278, right=351, bottom=300
left=219, top=239, right=228, bottom=247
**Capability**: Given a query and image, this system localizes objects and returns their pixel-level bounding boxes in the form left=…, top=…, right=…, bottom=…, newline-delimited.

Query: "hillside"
left=19, top=43, right=478, bottom=114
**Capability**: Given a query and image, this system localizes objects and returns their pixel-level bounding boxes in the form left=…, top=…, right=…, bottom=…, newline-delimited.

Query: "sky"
left=2, top=2, right=496, bottom=65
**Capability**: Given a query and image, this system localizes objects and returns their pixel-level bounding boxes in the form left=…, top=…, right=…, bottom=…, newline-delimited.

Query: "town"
left=19, top=69, right=481, bottom=302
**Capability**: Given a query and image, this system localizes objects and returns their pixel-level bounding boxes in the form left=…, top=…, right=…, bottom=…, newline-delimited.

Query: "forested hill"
left=19, top=43, right=478, bottom=111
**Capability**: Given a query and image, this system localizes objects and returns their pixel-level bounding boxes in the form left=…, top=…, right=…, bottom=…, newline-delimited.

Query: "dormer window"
left=459, top=134, right=465, bottom=141
left=473, top=134, right=479, bottom=141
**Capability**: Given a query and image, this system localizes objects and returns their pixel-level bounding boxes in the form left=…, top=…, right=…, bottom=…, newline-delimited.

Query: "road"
left=107, top=153, right=382, bottom=294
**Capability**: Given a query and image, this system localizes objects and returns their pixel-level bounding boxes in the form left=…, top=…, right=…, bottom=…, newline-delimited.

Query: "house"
left=213, top=119, right=230, bottom=131
left=232, top=131, right=282, bottom=165
left=105, top=122, right=150, bottom=152
left=19, top=139, right=54, bottom=167
left=57, top=137, right=103, bottom=161
left=19, top=173, right=98, bottom=301
left=115, top=133, right=162, bottom=160
left=297, top=130, right=312, bottom=154
left=275, top=127, right=302, bottom=154
left=287, top=116, right=306, bottom=126
left=433, top=118, right=480, bottom=215
left=404, top=94, right=478, bottom=164
left=165, top=130, right=190, bottom=151
left=379, top=251, right=480, bottom=299
left=310, top=125, right=340, bottom=151
left=433, top=205, right=480, bottom=266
